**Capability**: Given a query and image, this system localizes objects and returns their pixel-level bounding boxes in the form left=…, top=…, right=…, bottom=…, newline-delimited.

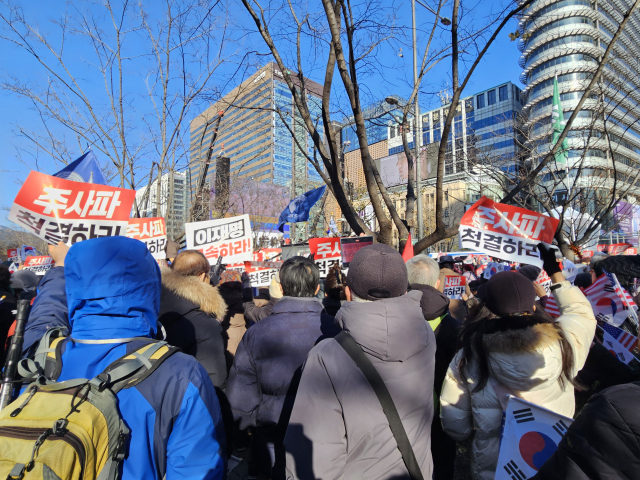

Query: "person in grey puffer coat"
left=284, top=244, right=436, bottom=480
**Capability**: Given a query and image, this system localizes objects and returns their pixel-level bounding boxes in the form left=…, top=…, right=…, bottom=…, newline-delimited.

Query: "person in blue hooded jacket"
left=28, top=236, right=226, bottom=480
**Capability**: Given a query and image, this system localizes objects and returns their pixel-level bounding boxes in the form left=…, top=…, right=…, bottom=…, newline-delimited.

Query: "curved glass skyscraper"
left=518, top=0, right=640, bottom=203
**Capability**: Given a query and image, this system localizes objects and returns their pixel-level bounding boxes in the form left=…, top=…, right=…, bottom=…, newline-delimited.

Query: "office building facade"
left=189, top=63, right=325, bottom=204
left=135, top=171, right=189, bottom=238
left=518, top=0, right=640, bottom=201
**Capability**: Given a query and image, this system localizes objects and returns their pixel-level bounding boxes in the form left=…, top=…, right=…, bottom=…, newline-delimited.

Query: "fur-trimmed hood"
left=160, top=268, right=227, bottom=320
left=483, top=320, right=564, bottom=392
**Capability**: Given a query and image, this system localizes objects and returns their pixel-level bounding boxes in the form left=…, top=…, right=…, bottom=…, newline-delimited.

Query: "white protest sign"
left=126, top=217, right=167, bottom=260
left=185, top=214, right=253, bottom=265
left=495, top=396, right=573, bottom=480
left=460, top=197, right=559, bottom=267
left=443, top=275, right=467, bottom=299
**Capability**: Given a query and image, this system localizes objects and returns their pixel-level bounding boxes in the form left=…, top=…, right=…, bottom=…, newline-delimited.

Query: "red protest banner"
left=609, top=243, right=633, bottom=255
left=126, top=217, right=167, bottom=260
left=309, top=237, right=342, bottom=278
left=581, top=250, right=594, bottom=258
left=9, top=171, right=136, bottom=246
left=22, top=255, right=55, bottom=275
left=6, top=249, right=20, bottom=263
left=459, top=196, right=559, bottom=267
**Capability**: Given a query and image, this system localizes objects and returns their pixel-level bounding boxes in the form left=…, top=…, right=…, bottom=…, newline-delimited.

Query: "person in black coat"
left=533, top=381, right=640, bottom=480
left=0, top=265, right=17, bottom=365
left=158, top=250, right=228, bottom=390
left=406, top=254, right=463, bottom=480
left=227, top=256, right=340, bottom=479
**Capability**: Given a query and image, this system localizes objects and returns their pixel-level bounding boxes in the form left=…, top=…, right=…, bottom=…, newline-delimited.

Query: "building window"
left=488, top=89, right=496, bottom=105
left=476, top=93, right=485, bottom=109
left=390, top=125, right=396, bottom=139
left=499, top=85, right=508, bottom=102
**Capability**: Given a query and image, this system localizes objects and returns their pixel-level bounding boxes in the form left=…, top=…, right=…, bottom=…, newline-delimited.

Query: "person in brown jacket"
left=217, top=270, right=250, bottom=368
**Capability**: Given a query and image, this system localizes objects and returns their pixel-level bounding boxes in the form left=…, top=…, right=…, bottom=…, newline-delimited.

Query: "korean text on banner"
left=22, top=256, right=55, bottom=276
left=185, top=214, right=253, bottom=265
left=309, top=237, right=342, bottom=278
left=459, top=196, right=559, bottom=267
left=495, top=396, right=573, bottom=480
left=7, top=249, right=20, bottom=263
left=126, top=217, right=167, bottom=260
left=8, top=171, right=136, bottom=246
left=443, top=275, right=466, bottom=299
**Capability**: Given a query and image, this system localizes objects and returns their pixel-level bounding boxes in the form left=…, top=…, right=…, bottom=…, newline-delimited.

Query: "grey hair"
left=406, top=255, right=440, bottom=287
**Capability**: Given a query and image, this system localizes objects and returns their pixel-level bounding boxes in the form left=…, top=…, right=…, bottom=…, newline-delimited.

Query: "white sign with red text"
left=8, top=171, right=136, bottom=246
left=185, top=214, right=253, bottom=265
left=459, top=197, right=559, bottom=267
left=126, top=217, right=167, bottom=260
left=309, top=237, right=342, bottom=278
left=22, top=255, right=55, bottom=275
left=443, top=275, right=467, bottom=299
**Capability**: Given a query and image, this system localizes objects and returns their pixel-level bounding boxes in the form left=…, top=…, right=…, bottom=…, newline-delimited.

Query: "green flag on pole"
left=551, top=75, right=569, bottom=165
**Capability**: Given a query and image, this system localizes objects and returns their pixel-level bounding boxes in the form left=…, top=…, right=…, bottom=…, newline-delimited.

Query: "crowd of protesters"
left=0, top=236, right=639, bottom=480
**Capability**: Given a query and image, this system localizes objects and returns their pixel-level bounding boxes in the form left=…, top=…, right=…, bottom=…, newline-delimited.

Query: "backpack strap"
left=18, top=327, right=69, bottom=381
left=335, top=331, right=425, bottom=480
left=89, top=340, right=179, bottom=393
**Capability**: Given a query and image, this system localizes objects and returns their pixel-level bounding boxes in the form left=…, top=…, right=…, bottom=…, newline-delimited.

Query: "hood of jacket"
left=410, top=283, right=449, bottom=320
left=483, top=319, right=563, bottom=391
left=161, top=268, right=227, bottom=320
left=65, top=236, right=161, bottom=341
left=335, top=290, right=429, bottom=362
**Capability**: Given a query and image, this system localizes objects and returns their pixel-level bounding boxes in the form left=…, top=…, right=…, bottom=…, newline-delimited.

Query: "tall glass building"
left=518, top=0, right=640, bottom=201
left=386, top=81, right=524, bottom=179
left=189, top=62, right=325, bottom=202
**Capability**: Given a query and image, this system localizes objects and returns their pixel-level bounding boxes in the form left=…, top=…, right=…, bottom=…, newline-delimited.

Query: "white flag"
left=495, top=396, right=573, bottom=480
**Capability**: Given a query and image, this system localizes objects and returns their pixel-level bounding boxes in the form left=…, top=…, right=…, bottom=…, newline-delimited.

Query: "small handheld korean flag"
left=495, top=396, right=573, bottom=480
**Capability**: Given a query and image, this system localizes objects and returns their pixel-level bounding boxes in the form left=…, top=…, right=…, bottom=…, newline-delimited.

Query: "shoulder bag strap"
left=335, top=331, right=425, bottom=480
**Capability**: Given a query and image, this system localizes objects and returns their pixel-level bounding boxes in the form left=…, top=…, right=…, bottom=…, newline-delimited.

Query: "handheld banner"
left=185, top=214, right=253, bottom=265
left=238, top=249, right=282, bottom=287
left=309, top=237, right=342, bottom=278
left=9, top=171, right=136, bottom=246
left=495, top=396, right=573, bottom=480
left=443, top=275, right=466, bottom=299
left=126, top=217, right=167, bottom=260
left=7, top=249, right=20, bottom=263
left=460, top=197, right=559, bottom=267
left=22, top=255, right=55, bottom=275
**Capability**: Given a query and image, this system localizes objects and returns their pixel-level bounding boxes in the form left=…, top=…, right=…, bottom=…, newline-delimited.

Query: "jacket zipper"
left=0, top=426, right=86, bottom=478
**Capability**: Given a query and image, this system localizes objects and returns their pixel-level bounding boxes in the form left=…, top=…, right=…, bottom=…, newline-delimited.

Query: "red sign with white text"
left=7, top=249, right=20, bottom=263
left=126, top=217, right=167, bottom=260
left=22, top=255, right=55, bottom=275
left=609, top=243, right=633, bottom=255
left=9, top=171, right=136, bottom=246
left=309, top=237, right=342, bottom=278
left=459, top=197, right=559, bottom=267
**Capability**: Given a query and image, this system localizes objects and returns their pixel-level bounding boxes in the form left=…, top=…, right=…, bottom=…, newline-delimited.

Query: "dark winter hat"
left=485, top=270, right=536, bottom=317
left=347, top=244, right=408, bottom=301
left=518, top=265, right=541, bottom=283
left=10, top=270, right=39, bottom=292
left=438, top=255, right=454, bottom=264
left=165, top=240, right=180, bottom=259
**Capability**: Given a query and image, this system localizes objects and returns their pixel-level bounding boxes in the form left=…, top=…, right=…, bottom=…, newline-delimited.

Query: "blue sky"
left=0, top=0, right=523, bottom=227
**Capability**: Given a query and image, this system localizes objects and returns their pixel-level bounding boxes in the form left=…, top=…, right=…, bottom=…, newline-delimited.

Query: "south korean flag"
left=495, top=396, right=573, bottom=479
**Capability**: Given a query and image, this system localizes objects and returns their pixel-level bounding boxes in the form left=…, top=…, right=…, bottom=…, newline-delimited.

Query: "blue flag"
left=54, top=150, right=106, bottom=184
left=278, top=186, right=326, bottom=232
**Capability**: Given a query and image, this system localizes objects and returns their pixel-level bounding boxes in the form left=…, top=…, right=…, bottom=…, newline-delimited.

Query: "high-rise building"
left=387, top=81, right=524, bottom=178
left=189, top=63, right=325, bottom=204
left=518, top=0, right=640, bottom=202
left=135, top=171, right=189, bottom=238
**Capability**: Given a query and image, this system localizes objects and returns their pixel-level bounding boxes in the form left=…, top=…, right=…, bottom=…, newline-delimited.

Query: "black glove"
left=537, top=243, right=561, bottom=276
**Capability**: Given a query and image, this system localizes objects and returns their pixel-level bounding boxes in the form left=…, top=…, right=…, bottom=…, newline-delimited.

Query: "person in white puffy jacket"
left=440, top=245, right=595, bottom=480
